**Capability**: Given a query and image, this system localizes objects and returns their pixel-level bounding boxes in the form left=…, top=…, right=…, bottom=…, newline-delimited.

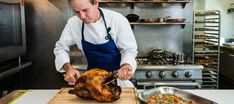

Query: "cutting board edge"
left=48, top=87, right=140, bottom=104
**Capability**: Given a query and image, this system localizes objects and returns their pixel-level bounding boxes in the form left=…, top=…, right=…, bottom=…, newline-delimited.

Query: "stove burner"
left=136, top=49, right=191, bottom=65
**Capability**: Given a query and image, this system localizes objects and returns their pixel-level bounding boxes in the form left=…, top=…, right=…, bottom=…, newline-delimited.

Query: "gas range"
left=132, top=49, right=203, bottom=89
left=135, top=64, right=203, bottom=81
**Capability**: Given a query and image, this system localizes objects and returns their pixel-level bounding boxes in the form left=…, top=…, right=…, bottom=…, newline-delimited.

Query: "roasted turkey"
left=68, top=68, right=122, bottom=102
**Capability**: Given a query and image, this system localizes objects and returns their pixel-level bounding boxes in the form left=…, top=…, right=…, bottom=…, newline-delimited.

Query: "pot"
left=174, top=52, right=185, bottom=64
left=164, top=18, right=186, bottom=23
left=126, top=14, right=139, bottom=22
left=150, top=49, right=165, bottom=59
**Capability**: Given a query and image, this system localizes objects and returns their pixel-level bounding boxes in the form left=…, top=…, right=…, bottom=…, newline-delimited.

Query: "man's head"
left=69, top=0, right=100, bottom=24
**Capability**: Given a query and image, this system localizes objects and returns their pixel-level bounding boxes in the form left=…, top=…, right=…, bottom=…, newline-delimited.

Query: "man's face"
left=70, top=0, right=99, bottom=24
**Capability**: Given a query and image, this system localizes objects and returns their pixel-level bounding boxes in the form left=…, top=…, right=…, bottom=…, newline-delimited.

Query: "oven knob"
left=159, top=71, right=166, bottom=78
left=171, top=71, right=179, bottom=78
left=145, top=71, right=152, bottom=78
left=185, top=71, right=192, bottom=78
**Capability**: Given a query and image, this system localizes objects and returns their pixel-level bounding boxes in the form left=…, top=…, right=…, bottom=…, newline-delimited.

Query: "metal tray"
left=137, top=86, right=217, bottom=104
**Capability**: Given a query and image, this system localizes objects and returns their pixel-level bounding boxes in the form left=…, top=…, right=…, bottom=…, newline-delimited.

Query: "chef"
left=54, top=0, right=138, bottom=87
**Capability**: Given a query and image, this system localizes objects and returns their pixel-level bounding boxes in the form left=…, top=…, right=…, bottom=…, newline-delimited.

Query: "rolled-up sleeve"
left=116, top=17, right=138, bottom=73
left=54, top=21, right=75, bottom=72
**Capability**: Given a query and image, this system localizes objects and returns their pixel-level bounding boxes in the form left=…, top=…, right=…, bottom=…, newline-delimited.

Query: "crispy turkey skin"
left=68, top=68, right=122, bottom=102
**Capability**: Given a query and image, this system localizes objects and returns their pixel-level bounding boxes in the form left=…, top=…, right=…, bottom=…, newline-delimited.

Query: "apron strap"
left=98, top=8, right=112, bottom=40
left=81, top=22, right=85, bottom=40
left=81, top=8, right=112, bottom=41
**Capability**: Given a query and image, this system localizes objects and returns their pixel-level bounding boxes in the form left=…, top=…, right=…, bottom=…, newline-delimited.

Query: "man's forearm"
left=63, top=63, right=72, bottom=72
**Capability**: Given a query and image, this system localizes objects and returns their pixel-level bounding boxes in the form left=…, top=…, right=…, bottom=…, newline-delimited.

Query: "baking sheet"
left=138, top=87, right=217, bottom=104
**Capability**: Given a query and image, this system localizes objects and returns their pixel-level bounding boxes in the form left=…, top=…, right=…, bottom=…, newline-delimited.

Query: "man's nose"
left=79, top=12, right=86, bottom=19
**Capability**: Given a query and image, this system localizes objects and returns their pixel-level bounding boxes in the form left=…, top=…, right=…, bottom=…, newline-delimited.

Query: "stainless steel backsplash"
left=98, top=1, right=194, bottom=57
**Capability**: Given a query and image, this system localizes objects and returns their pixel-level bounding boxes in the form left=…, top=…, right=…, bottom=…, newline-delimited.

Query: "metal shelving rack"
left=193, top=10, right=220, bottom=89
left=99, top=0, right=190, bottom=29
left=99, top=0, right=190, bottom=9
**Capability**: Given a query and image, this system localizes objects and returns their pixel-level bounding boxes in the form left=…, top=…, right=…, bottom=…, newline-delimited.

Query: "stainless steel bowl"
left=137, top=86, right=217, bottom=104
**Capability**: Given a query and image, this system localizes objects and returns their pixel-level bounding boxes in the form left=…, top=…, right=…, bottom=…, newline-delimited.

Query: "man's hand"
left=63, top=63, right=80, bottom=83
left=117, top=64, right=133, bottom=80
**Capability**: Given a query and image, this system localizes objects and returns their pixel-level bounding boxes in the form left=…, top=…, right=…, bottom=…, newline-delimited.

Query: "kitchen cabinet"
left=0, top=64, right=32, bottom=97
left=0, top=57, right=32, bottom=98
left=193, top=10, right=221, bottom=89
left=220, top=46, right=234, bottom=85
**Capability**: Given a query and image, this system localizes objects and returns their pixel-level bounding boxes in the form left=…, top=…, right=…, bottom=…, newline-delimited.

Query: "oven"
left=131, top=65, right=203, bottom=89
left=131, top=49, right=203, bottom=89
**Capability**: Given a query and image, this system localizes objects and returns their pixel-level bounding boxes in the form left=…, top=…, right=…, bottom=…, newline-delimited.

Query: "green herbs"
left=144, top=94, right=195, bottom=104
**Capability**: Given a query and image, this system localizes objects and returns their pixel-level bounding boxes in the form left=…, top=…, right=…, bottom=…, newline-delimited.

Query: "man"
left=54, top=0, right=137, bottom=87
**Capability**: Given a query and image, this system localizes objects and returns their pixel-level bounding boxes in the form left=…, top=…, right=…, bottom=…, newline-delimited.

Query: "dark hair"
left=68, top=0, right=96, bottom=5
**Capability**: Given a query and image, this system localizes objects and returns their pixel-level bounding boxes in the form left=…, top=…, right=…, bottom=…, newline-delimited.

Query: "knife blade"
left=102, top=78, right=118, bottom=86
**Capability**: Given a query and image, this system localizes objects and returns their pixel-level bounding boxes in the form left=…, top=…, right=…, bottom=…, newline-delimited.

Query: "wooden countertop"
left=0, top=90, right=27, bottom=104
left=0, top=90, right=58, bottom=104
left=2, top=89, right=234, bottom=104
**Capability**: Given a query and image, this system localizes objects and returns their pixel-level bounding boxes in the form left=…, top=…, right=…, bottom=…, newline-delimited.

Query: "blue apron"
left=81, top=8, right=121, bottom=72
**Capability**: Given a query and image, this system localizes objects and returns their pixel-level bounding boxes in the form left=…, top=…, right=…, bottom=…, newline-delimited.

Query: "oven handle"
left=138, top=82, right=202, bottom=89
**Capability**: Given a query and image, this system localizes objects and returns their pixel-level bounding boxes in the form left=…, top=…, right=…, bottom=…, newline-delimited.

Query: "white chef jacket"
left=54, top=8, right=137, bottom=87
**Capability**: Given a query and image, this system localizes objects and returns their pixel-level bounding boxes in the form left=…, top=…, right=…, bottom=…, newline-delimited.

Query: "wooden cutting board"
left=48, top=87, right=140, bottom=104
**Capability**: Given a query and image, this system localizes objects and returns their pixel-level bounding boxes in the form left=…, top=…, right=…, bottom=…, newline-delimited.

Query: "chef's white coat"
left=54, top=8, right=138, bottom=87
